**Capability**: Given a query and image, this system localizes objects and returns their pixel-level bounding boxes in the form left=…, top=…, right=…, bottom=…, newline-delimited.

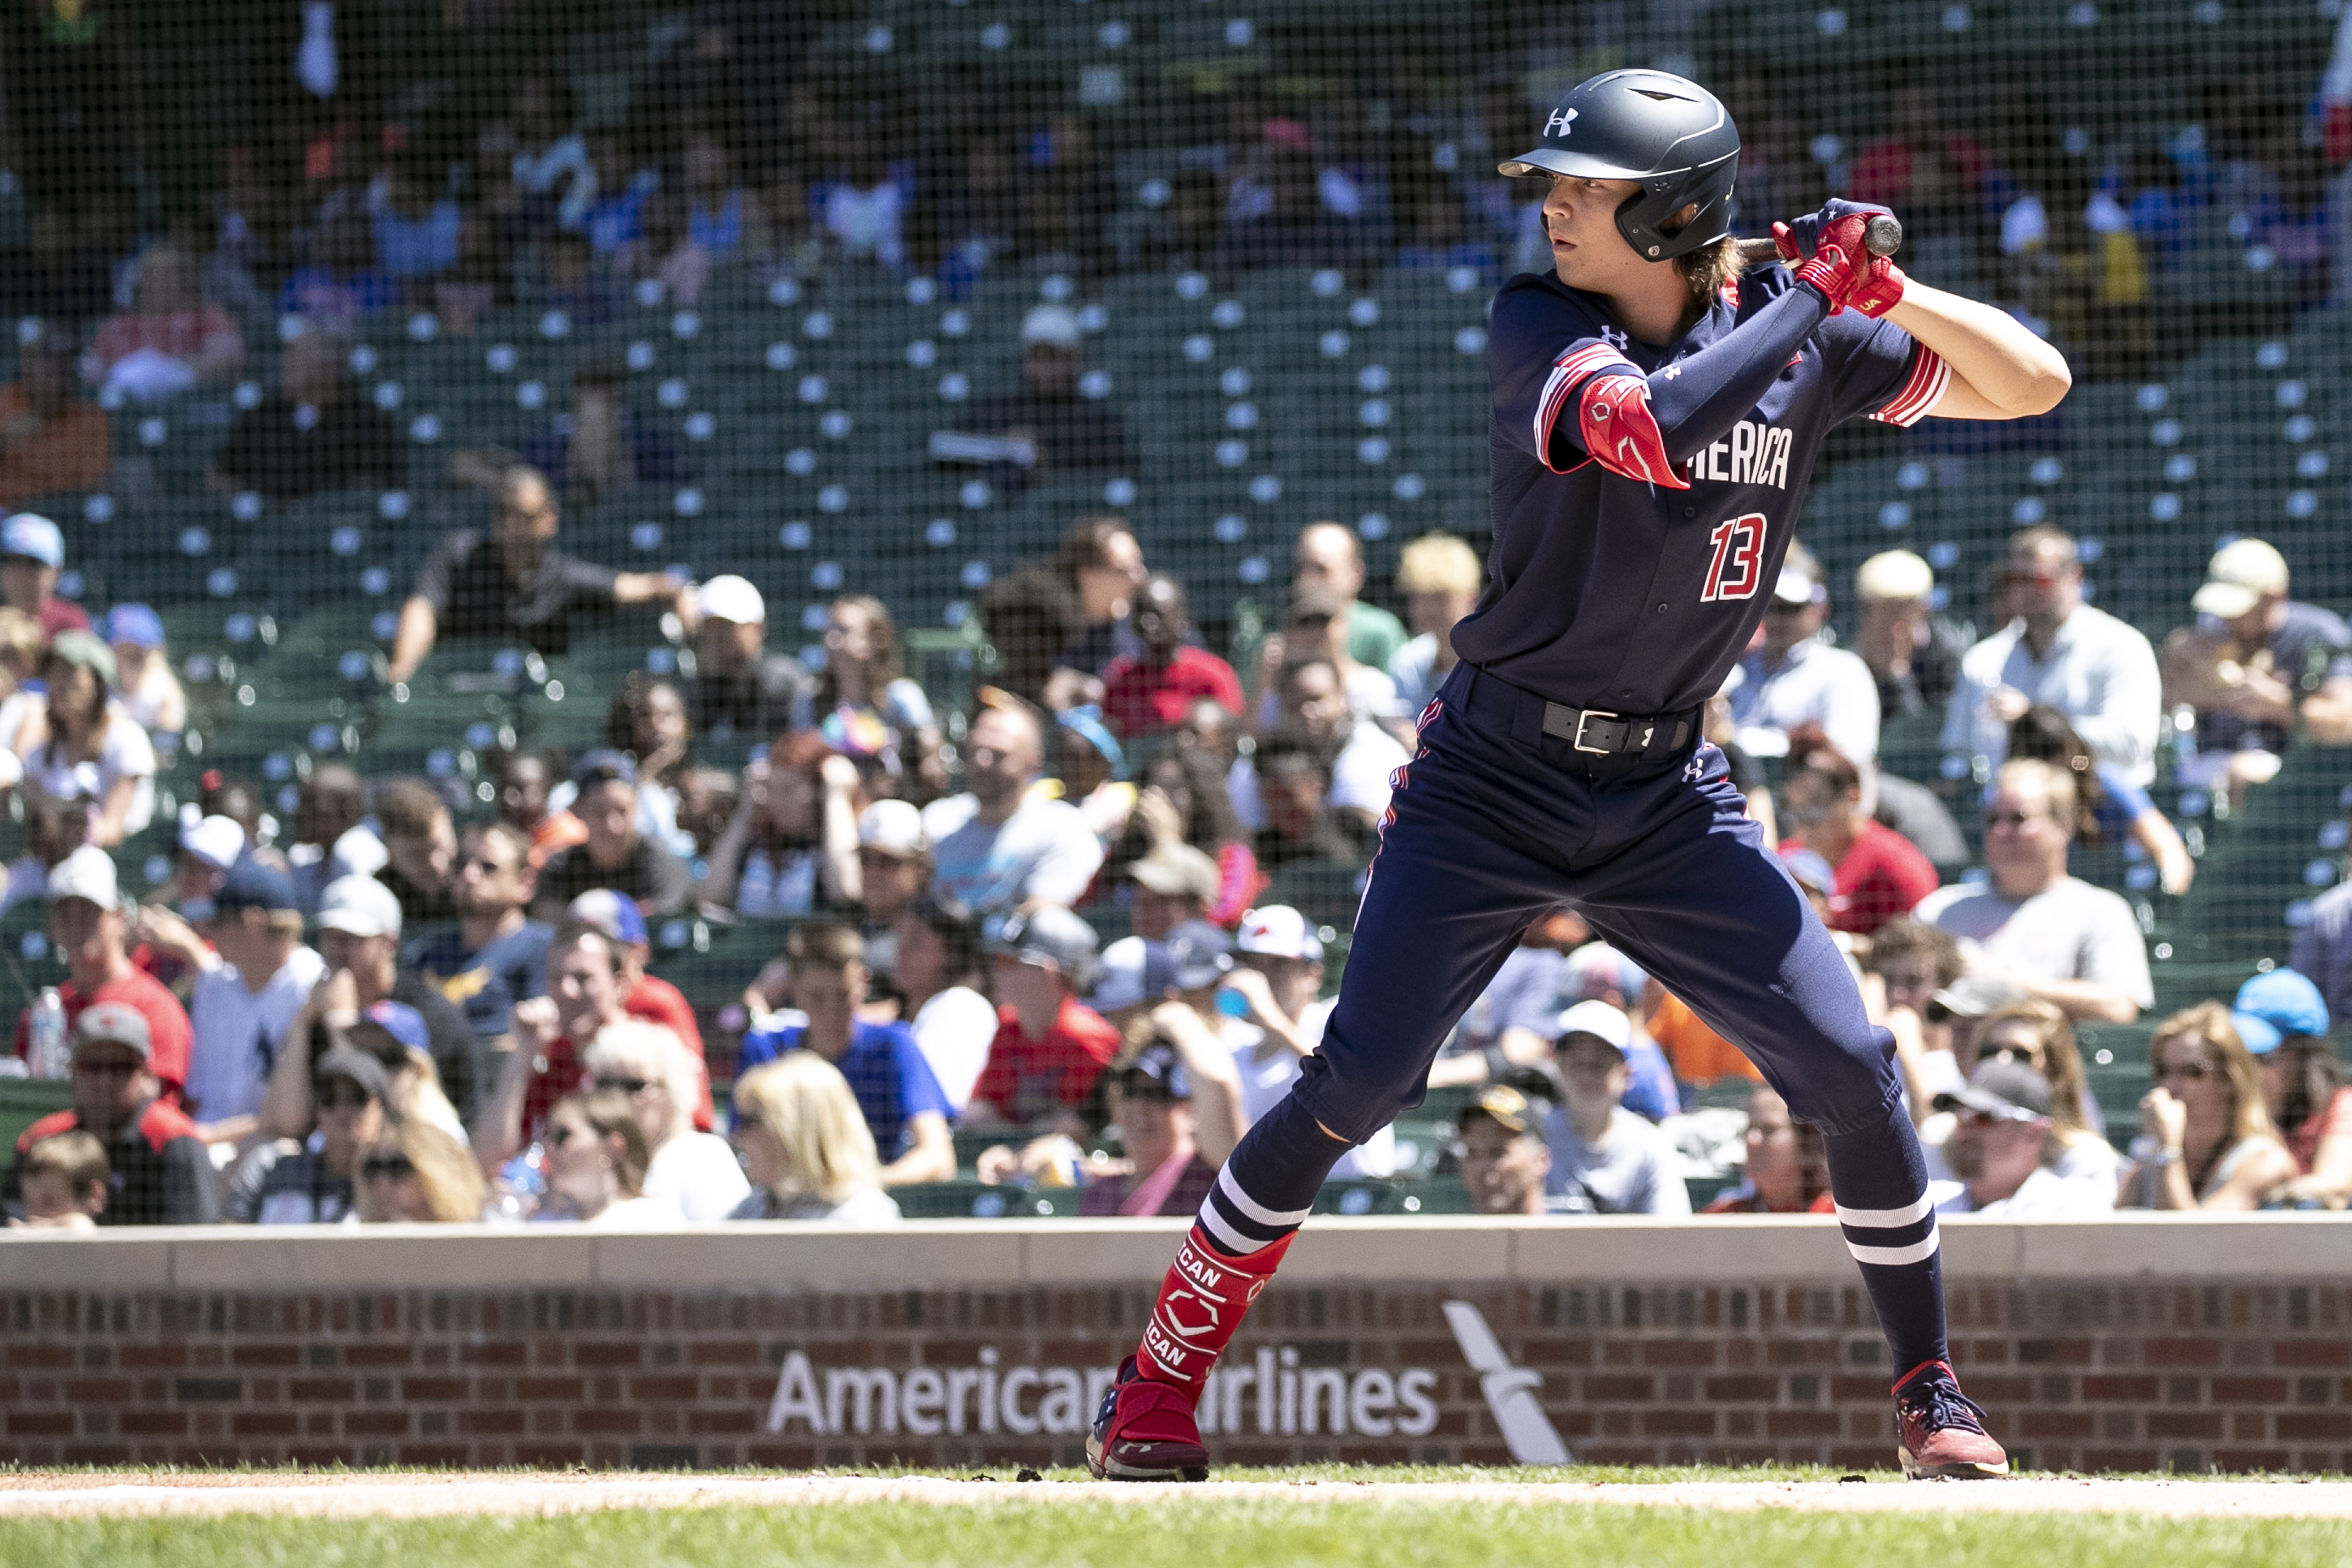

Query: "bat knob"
left=1863, top=213, right=1904, bottom=258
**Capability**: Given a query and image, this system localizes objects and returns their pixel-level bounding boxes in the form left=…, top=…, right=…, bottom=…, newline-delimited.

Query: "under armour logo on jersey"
left=1545, top=106, right=1579, bottom=136
left=1599, top=325, right=1630, bottom=350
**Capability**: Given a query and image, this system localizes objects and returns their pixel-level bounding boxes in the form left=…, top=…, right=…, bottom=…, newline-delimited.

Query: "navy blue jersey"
left=1455, top=265, right=1949, bottom=715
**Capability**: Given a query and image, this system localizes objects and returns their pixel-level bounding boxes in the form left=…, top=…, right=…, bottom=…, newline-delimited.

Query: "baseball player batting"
left=1088, top=68, right=2070, bottom=1482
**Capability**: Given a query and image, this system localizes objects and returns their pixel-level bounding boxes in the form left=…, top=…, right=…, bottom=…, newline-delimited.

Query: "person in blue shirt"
left=409, top=822, right=554, bottom=1051
left=734, top=922, right=955, bottom=1186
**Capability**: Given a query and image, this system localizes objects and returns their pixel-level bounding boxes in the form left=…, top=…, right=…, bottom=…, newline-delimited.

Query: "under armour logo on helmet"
left=1545, top=106, right=1579, bottom=136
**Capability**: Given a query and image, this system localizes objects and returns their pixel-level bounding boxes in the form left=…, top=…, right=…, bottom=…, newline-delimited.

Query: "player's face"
left=1540, top=174, right=1648, bottom=290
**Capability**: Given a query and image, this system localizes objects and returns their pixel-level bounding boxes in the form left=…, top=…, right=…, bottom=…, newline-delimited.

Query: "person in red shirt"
left=476, top=922, right=635, bottom=1167
left=562, top=889, right=713, bottom=1130
left=1779, top=723, right=1940, bottom=937
left=1101, top=575, right=1243, bottom=739
left=13, top=847, right=192, bottom=1097
left=965, top=906, right=1119, bottom=1130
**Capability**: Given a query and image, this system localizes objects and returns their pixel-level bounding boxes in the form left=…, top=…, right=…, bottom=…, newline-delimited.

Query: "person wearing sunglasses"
left=1939, top=524, right=2161, bottom=788
left=1915, top=758, right=2151, bottom=1024
left=2119, top=1002, right=2297, bottom=1210
left=581, top=1020, right=745, bottom=1222
left=226, top=1047, right=391, bottom=1226
left=1926, top=1059, right=2110, bottom=1218
left=534, top=1088, right=678, bottom=1226
left=1957, top=1000, right=2114, bottom=1188
left=4, top=1001, right=216, bottom=1225
left=352, top=1118, right=485, bottom=1224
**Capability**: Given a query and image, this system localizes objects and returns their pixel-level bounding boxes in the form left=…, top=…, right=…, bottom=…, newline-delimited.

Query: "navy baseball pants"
left=1202, top=658, right=1947, bottom=1380
left=1294, top=659, right=1898, bottom=1143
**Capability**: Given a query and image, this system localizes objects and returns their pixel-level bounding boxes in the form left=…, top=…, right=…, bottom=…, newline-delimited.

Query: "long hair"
left=2149, top=1002, right=2279, bottom=1149
left=1157, top=742, right=1247, bottom=851
left=355, top=1119, right=486, bottom=1223
left=556, top=1087, right=653, bottom=1198
left=38, top=649, right=112, bottom=749
left=2005, top=704, right=2110, bottom=845
left=814, top=593, right=905, bottom=705
left=583, top=1020, right=700, bottom=1146
left=733, top=1053, right=883, bottom=1204
left=1678, top=233, right=1743, bottom=307
left=2273, top=1034, right=2347, bottom=1142
left=1976, top=999, right=2096, bottom=1149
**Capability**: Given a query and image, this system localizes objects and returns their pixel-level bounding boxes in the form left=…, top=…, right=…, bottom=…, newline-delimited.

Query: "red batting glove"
left=1782, top=210, right=1907, bottom=317
left=1843, top=252, right=1908, bottom=317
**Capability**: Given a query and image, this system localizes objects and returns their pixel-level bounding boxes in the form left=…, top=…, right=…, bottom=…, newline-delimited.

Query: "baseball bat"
left=1735, top=212, right=1903, bottom=265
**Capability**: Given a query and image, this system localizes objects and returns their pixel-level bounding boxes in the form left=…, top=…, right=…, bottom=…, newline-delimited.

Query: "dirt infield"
left=5, top=1472, right=2352, bottom=1522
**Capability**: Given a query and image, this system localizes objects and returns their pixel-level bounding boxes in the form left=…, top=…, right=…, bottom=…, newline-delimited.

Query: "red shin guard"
left=1133, top=1227, right=1294, bottom=1403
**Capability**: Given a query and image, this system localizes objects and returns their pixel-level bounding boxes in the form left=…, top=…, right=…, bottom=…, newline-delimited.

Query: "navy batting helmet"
left=1498, top=69, right=1740, bottom=263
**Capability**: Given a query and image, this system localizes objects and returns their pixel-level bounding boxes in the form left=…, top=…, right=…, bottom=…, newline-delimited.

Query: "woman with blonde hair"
left=2119, top=1002, right=2297, bottom=1209
left=1970, top=999, right=2117, bottom=1191
left=584, top=1021, right=747, bottom=1221
left=354, top=1118, right=488, bottom=1222
left=728, top=1053, right=902, bottom=1223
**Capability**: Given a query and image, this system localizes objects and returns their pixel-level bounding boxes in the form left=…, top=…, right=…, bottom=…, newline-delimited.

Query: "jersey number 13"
left=1700, top=514, right=1768, bottom=603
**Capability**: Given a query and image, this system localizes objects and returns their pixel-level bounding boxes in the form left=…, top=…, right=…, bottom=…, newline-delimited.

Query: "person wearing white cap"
left=19, top=845, right=193, bottom=1099
left=1222, top=906, right=1395, bottom=1179
left=1725, top=541, right=1880, bottom=767
left=1540, top=999, right=1690, bottom=1216
left=851, top=799, right=931, bottom=982
left=1941, top=525, right=2162, bottom=786
left=684, top=574, right=812, bottom=752
left=953, top=303, right=1131, bottom=473
left=2158, top=536, right=2352, bottom=799
left=1854, top=549, right=1971, bottom=720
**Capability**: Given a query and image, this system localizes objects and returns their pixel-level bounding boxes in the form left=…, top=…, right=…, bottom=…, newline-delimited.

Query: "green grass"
left=6, top=1499, right=2352, bottom=1568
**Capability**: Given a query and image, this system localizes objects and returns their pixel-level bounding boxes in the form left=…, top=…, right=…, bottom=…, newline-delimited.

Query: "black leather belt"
left=1540, top=702, right=1691, bottom=756
left=1452, top=665, right=1696, bottom=760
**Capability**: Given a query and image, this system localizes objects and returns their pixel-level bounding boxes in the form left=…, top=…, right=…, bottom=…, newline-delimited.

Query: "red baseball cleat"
left=1894, top=1360, right=2011, bottom=1480
left=1085, top=1357, right=1209, bottom=1482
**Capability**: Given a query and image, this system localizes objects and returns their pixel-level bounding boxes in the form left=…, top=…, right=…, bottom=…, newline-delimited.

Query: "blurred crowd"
left=2, top=3, right=2351, bottom=1229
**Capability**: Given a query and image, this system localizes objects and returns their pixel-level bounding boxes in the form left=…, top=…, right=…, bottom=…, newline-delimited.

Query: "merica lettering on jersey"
left=1462, top=261, right=1945, bottom=717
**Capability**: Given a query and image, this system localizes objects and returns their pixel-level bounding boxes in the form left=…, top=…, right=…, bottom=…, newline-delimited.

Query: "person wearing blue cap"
left=1055, top=704, right=1135, bottom=855
left=104, top=604, right=185, bottom=739
left=2234, top=969, right=2352, bottom=1207
left=0, top=512, right=91, bottom=640
left=137, top=856, right=326, bottom=1148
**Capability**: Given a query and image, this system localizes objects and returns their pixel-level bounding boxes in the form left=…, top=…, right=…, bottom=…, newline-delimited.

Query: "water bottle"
left=27, top=988, right=69, bottom=1080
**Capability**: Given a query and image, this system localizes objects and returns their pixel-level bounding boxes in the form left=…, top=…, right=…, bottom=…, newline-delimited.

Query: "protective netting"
left=4, top=0, right=2352, bottom=1200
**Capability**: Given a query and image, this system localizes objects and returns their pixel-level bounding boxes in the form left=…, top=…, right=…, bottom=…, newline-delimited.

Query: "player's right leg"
left=1090, top=687, right=1562, bottom=1480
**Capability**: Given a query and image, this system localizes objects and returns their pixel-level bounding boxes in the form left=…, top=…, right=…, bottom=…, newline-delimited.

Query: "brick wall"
left=6, top=1264, right=2350, bottom=1472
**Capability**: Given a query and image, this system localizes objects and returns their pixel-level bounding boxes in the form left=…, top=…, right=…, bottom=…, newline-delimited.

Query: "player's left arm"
left=1883, top=283, right=2071, bottom=421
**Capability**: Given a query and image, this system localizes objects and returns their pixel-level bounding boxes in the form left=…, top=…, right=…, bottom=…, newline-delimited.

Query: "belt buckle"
left=1571, top=708, right=1620, bottom=755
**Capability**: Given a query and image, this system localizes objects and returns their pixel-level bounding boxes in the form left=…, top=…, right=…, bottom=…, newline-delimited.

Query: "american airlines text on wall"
left=765, top=1347, right=1442, bottom=1440
left=762, top=1300, right=1574, bottom=1459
